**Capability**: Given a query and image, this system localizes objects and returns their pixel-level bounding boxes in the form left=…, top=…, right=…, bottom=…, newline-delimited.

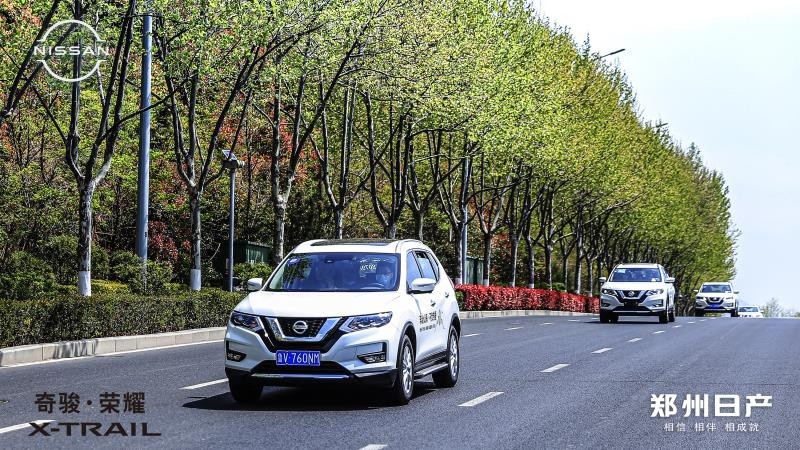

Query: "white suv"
left=224, top=239, right=461, bottom=405
left=598, top=263, right=676, bottom=323
left=694, top=282, right=738, bottom=317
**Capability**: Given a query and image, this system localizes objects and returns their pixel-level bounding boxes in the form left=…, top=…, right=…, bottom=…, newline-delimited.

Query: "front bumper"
left=224, top=319, right=402, bottom=388
left=695, top=299, right=736, bottom=313
left=600, top=293, right=667, bottom=316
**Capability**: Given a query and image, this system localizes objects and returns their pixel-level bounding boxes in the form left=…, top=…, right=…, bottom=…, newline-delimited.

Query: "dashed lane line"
left=359, top=445, right=388, bottom=450
left=458, top=391, right=504, bottom=407
left=592, top=347, right=613, bottom=354
left=0, top=420, right=54, bottom=435
left=504, top=327, right=523, bottom=331
left=181, top=379, right=228, bottom=390
left=463, top=333, right=482, bottom=337
left=653, top=331, right=666, bottom=334
left=541, top=363, right=570, bottom=373
left=627, top=338, right=643, bottom=342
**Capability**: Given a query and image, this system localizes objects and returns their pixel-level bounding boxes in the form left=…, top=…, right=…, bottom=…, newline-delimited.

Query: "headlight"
left=601, top=288, right=615, bottom=295
left=695, top=296, right=703, bottom=301
left=646, top=289, right=664, bottom=295
left=230, top=311, right=262, bottom=331
left=343, top=312, right=393, bottom=332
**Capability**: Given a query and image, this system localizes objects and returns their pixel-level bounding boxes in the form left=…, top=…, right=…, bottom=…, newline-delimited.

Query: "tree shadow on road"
left=182, top=381, right=438, bottom=412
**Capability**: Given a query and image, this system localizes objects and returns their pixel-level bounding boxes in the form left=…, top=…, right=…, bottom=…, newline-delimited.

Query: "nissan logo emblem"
left=627, top=291, right=635, bottom=297
left=292, top=320, right=309, bottom=334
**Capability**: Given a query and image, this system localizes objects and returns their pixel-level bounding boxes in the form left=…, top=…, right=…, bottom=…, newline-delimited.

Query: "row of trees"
left=0, top=0, right=736, bottom=310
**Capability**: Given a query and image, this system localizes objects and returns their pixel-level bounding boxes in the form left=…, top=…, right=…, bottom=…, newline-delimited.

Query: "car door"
left=406, top=251, right=436, bottom=360
left=414, top=250, right=449, bottom=353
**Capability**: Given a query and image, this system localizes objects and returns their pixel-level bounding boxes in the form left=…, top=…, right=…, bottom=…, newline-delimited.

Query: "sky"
left=536, top=0, right=800, bottom=311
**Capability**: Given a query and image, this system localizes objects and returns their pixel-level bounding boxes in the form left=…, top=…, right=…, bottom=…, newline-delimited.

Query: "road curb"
left=0, top=310, right=597, bottom=367
left=0, top=327, right=225, bottom=367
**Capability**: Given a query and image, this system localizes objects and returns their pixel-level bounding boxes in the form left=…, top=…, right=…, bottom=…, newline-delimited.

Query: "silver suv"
left=598, top=263, right=676, bottom=323
left=694, top=282, right=738, bottom=317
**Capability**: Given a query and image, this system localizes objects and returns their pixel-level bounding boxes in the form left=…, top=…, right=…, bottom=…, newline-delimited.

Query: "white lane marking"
left=687, top=321, right=695, bottom=324
left=463, top=333, right=481, bottom=337
left=0, top=420, right=54, bottom=434
left=504, top=327, right=523, bottom=331
left=567, top=319, right=580, bottom=322
left=592, top=347, right=613, bottom=354
left=700, top=319, right=707, bottom=322
left=653, top=331, right=666, bottom=334
left=541, top=322, right=553, bottom=325
left=181, top=378, right=228, bottom=390
left=541, top=363, right=570, bottom=373
left=458, top=391, right=504, bottom=407
left=709, top=317, right=717, bottom=320
left=627, top=338, right=643, bottom=342
left=359, top=445, right=388, bottom=450
left=673, top=325, right=682, bottom=328
left=0, top=340, right=223, bottom=370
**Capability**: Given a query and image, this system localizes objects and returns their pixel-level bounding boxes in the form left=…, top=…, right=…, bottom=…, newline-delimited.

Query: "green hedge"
left=0, top=289, right=244, bottom=348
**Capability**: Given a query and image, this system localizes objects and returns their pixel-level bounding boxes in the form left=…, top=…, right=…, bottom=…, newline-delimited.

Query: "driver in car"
left=376, top=261, right=395, bottom=289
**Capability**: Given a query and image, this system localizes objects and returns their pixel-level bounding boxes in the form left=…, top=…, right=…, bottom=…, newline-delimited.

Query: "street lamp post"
left=598, top=48, right=625, bottom=59
left=222, top=151, right=245, bottom=292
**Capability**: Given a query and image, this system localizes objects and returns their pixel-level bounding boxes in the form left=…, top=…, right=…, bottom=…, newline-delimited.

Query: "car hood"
left=601, top=282, right=667, bottom=291
left=233, top=290, right=401, bottom=318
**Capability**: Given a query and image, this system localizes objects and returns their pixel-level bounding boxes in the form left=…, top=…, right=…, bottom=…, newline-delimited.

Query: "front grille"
left=707, top=297, right=723, bottom=304
left=616, top=290, right=643, bottom=300
left=277, top=318, right=326, bottom=337
left=256, top=317, right=347, bottom=353
left=252, top=360, right=350, bottom=376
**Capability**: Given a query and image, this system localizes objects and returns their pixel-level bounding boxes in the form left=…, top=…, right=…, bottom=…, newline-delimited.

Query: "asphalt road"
left=1, top=315, right=798, bottom=449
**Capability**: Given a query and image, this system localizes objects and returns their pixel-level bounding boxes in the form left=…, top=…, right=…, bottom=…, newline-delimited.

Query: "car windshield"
left=609, top=267, right=662, bottom=282
left=266, top=252, right=400, bottom=292
left=701, top=284, right=732, bottom=293
left=738, top=306, right=759, bottom=312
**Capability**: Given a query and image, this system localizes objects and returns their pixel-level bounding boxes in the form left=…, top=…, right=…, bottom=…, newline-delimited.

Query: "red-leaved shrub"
left=456, top=285, right=599, bottom=313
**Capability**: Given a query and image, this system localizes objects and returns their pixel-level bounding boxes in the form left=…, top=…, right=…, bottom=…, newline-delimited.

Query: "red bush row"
left=456, top=284, right=599, bottom=314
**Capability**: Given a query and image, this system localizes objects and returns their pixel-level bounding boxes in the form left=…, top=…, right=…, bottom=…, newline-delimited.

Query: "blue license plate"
left=276, top=350, right=321, bottom=366
left=709, top=304, right=720, bottom=308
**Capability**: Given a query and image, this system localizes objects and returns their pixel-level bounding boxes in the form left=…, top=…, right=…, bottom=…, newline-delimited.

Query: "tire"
left=599, top=310, right=610, bottom=323
left=433, top=326, right=459, bottom=388
left=609, top=313, right=619, bottom=323
left=694, top=310, right=704, bottom=317
left=228, top=377, right=262, bottom=404
left=668, top=303, right=676, bottom=322
left=731, top=308, right=739, bottom=318
left=387, top=334, right=415, bottom=405
left=659, top=309, right=669, bottom=324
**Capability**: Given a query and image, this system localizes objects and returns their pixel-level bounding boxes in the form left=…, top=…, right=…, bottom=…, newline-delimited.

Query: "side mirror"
left=409, top=277, right=436, bottom=294
left=692, top=289, right=698, bottom=293
left=734, top=291, right=740, bottom=294
left=246, top=278, right=263, bottom=292
left=598, top=277, right=607, bottom=284
left=665, top=277, right=675, bottom=283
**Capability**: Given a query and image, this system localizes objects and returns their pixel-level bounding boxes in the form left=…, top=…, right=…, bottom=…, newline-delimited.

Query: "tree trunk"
left=586, top=256, right=594, bottom=297
left=189, top=189, right=202, bottom=290
left=544, top=242, right=553, bottom=288
left=273, top=199, right=286, bottom=265
left=77, top=183, right=95, bottom=296
left=482, top=234, right=491, bottom=286
left=334, top=207, right=344, bottom=239
left=414, top=211, right=424, bottom=241
left=508, top=235, right=519, bottom=287
left=525, top=233, right=535, bottom=288
left=454, top=223, right=464, bottom=285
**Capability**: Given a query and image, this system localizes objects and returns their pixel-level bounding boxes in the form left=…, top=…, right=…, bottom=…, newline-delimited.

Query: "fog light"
left=226, top=347, right=246, bottom=362
left=358, top=352, right=386, bottom=364
left=653, top=301, right=663, bottom=307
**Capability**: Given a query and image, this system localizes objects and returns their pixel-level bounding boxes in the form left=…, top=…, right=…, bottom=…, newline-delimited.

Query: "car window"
left=609, top=267, right=662, bottom=282
left=266, top=252, right=399, bottom=292
left=406, top=252, right=423, bottom=286
left=415, top=251, right=438, bottom=281
left=701, top=284, right=732, bottom=293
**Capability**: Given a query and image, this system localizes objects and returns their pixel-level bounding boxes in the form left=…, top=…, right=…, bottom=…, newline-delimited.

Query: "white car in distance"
left=737, top=306, right=763, bottom=318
